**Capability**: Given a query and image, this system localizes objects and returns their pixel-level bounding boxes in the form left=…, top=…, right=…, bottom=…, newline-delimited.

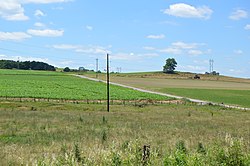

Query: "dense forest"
left=0, top=60, right=56, bottom=71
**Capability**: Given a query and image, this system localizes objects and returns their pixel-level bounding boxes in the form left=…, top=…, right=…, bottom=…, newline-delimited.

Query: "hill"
left=111, top=71, right=250, bottom=83
left=83, top=71, right=250, bottom=108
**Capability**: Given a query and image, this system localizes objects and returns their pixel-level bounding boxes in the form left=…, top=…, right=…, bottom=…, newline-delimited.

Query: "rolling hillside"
left=83, top=71, right=250, bottom=108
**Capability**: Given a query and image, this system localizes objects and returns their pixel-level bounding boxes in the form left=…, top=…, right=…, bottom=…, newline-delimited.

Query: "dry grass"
left=83, top=72, right=250, bottom=108
left=0, top=101, right=250, bottom=165
left=84, top=73, right=250, bottom=90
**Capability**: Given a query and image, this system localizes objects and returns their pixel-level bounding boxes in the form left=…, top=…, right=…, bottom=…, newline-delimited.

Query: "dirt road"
left=76, top=75, right=250, bottom=111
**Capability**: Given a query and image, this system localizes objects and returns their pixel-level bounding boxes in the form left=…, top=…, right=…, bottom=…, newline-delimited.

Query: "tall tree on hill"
left=163, top=58, right=177, bottom=74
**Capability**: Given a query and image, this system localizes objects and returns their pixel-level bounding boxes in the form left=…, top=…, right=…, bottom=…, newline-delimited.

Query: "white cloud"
left=146, top=34, right=165, bottom=39
left=27, top=29, right=64, bottom=37
left=110, top=52, right=158, bottom=61
left=0, top=54, right=7, bottom=58
left=52, top=44, right=110, bottom=55
left=188, top=50, right=203, bottom=56
left=163, top=3, right=213, bottom=19
left=234, top=50, right=243, bottom=55
left=0, top=32, right=31, bottom=41
left=229, top=9, right=248, bottom=20
left=245, top=24, right=250, bottom=30
left=20, top=0, right=73, bottom=4
left=0, top=1, right=29, bottom=21
left=110, top=53, right=138, bottom=60
left=159, top=41, right=207, bottom=56
left=0, top=0, right=72, bottom=21
left=86, top=25, right=93, bottom=31
left=0, top=54, right=49, bottom=63
left=139, top=53, right=159, bottom=58
left=34, top=22, right=46, bottom=27
left=172, top=41, right=200, bottom=49
left=34, top=9, right=45, bottom=17
left=53, top=44, right=79, bottom=50
left=159, top=47, right=182, bottom=54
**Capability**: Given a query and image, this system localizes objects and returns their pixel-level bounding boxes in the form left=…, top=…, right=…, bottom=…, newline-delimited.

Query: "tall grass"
left=0, top=101, right=249, bottom=165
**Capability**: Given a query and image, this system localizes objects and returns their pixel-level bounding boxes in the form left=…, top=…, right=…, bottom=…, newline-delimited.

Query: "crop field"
left=0, top=69, right=168, bottom=101
left=0, top=101, right=250, bottom=165
left=84, top=73, right=250, bottom=108
left=1, top=70, right=250, bottom=165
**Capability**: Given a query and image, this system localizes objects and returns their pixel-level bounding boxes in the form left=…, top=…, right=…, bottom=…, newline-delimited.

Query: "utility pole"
left=210, top=59, right=214, bottom=73
left=17, top=57, right=20, bottom=70
left=96, top=58, right=99, bottom=79
left=211, top=59, right=214, bottom=72
left=107, top=54, right=110, bottom=112
left=209, top=59, right=211, bottom=73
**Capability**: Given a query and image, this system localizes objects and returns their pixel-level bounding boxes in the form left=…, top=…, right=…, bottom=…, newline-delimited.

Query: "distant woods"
left=0, top=60, right=56, bottom=71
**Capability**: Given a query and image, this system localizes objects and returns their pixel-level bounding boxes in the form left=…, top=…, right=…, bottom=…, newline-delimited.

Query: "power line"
left=209, top=59, right=214, bottom=73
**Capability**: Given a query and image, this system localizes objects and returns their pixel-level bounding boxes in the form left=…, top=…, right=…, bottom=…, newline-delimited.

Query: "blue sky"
left=0, top=0, right=250, bottom=78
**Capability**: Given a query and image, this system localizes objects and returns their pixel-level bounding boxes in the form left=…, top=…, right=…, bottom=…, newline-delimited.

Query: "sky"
left=0, top=0, right=250, bottom=78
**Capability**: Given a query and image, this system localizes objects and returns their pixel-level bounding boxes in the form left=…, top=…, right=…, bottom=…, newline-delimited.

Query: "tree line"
left=0, top=60, right=56, bottom=71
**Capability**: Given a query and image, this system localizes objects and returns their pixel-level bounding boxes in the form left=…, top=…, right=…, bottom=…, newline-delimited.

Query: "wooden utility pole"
left=17, top=57, right=20, bottom=69
left=107, top=54, right=110, bottom=112
left=96, top=58, right=99, bottom=79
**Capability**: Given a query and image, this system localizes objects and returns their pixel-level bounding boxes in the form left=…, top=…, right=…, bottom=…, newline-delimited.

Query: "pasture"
left=0, top=101, right=250, bottom=165
left=84, top=72, right=250, bottom=108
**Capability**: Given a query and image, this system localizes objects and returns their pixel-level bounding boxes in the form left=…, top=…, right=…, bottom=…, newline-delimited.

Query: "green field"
left=160, top=88, right=250, bottom=108
left=1, top=101, right=250, bottom=165
left=85, top=72, right=250, bottom=108
left=0, top=69, right=168, bottom=100
left=1, top=70, right=250, bottom=165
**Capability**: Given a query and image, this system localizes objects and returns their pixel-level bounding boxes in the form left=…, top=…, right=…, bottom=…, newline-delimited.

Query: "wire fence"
left=0, top=96, right=190, bottom=106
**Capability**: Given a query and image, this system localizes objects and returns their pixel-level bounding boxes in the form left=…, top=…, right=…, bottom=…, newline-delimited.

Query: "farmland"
left=1, top=69, right=250, bottom=165
left=1, top=101, right=250, bottom=165
left=84, top=72, right=250, bottom=108
left=0, top=69, right=168, bottom=101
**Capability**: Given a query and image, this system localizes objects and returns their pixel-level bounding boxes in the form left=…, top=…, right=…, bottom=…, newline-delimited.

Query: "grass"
left=0, top=101, right=250, bottom=165
left=0, top=69, right=168, bottom=100
left=160, top=88, right=250, bottom=108
left=83, top=72, right=250, bottom=108
left=0, top=69, right=64, bottom=76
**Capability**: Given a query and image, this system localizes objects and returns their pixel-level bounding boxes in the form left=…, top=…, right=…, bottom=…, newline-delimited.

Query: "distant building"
left=79, top=67, right=85, bottom=71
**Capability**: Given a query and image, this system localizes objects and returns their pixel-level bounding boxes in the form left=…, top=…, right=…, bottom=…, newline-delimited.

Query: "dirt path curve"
left=75, top=75, right=250, bottom=111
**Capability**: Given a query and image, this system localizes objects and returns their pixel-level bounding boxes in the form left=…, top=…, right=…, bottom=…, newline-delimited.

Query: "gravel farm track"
left=76, top=75, right=250, bottom=111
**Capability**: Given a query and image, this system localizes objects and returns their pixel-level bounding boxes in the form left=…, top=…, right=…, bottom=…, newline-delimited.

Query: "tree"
left=63, top=67, right=70, bottom=72
left=163, top=58, right=177, bottom=73
left=0, top=60, right=56, bottom=71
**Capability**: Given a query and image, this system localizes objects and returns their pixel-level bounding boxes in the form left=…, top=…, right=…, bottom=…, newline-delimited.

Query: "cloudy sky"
left=0, top=0, right=250, bottom=77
